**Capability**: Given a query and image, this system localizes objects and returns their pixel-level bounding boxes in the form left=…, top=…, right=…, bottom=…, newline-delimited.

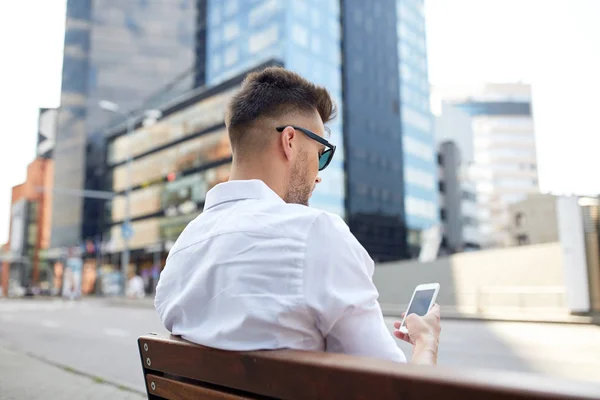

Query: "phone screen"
left=406, top=289, right=436, bottom=317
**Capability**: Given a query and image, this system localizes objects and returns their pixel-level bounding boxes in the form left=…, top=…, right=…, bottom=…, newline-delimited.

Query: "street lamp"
left=99, top=100, right=162, bottom=295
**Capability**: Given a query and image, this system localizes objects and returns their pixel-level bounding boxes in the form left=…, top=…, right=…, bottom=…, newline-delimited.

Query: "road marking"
left=103, top=328, right=130, bottom=338
left=41, top=320, right=61, bottom=328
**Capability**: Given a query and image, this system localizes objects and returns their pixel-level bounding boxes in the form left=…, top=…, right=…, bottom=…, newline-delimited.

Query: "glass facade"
left=397, top=0, right=439, bottom=232
left=341, top=0, right=407, bottom=261
left=85, top=0, right=197, bottom=134
left=52, top=0, right=199, bottom=248
left=51, top=0, right=92, bottom=248
left=205, top=0, right=345, bottom=217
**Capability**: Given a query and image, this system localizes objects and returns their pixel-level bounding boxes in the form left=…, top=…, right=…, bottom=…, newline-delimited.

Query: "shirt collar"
left=204, top=179, right=285, bottom=211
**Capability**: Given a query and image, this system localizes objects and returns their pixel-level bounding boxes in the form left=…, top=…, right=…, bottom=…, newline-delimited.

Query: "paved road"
left=0, top=345, right=143, bottom=400
left=1, top=298, right=599, bottom=394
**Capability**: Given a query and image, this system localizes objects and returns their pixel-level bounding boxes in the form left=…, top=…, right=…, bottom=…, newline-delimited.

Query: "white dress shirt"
left=155, top=179, right=406, bottom=363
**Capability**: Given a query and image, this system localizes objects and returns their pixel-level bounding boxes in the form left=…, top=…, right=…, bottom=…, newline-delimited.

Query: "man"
left=155, top=67, right=441, bottom=365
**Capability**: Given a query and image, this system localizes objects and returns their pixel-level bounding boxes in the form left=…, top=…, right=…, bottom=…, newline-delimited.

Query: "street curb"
left=380, top=307, right=598, bottom=325
left=386, top=312, right=598, bottom=325
left=0, top=342, right=145, bottom=396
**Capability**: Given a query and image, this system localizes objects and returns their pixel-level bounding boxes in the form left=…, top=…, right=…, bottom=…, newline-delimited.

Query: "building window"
left=248, top=25, right=279, bottom=54
left=292, top=0, right=308, bottom=15
left=515, top=212, right=525, bottom=228
left=210, top=4, right=221, bottom=26
left=439, top=181, right=445, bottom=193
left=249, top=0, right=278, bottom=27
left=405, top=167, right=435, bottom=190
left=405, top=197, right=437, bottom=220
left=402, top=107, right=432, bottom=132
left=291, top=24, right=309, bottom=48
left=311, top=8, right=321, bottom=27
left=211, top=54, right=222, bottom=72
left=404, top=136, right=434, bottom=161
left=223, top=21, right=240, bottom=42
left=224, top=0, right=238, bottom=17
left=224, top=45, right=238, bottom=67
left=437, top=153, right=443, bottom=165
left=440, top=208, right=446, bottom=221
left=311, top=34, right=321, bottom=54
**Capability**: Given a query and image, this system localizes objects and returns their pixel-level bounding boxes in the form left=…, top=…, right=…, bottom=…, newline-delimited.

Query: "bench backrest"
left=138, top=334, right=599, bottom=400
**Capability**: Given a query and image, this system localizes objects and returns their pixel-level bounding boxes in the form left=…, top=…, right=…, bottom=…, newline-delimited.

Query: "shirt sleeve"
left=303, top=212, right=407, bottom=363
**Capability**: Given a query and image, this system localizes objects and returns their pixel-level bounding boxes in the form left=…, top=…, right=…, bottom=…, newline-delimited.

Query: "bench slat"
left=146, top=374, right=255, bottom=400
left=138, top=334, right=600, bottom=400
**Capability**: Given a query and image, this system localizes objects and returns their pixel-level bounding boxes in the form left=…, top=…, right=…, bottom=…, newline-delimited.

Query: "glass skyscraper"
left=397, top=0, right=439, bottom=237
left=52, top=0, right=198, bottom=247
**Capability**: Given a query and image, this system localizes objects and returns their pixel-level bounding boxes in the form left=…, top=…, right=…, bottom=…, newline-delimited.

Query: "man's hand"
left=393, top=304, right=441, bottom=365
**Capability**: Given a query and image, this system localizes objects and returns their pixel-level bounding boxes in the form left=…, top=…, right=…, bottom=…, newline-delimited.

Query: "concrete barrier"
left=374, top=242, right=571, bottom=318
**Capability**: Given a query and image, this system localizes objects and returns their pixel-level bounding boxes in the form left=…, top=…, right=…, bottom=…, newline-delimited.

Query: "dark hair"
left=225, top=67, right=336, bottom=152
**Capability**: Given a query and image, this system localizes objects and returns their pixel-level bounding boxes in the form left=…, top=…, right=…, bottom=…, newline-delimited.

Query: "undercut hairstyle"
left=225, top=66, right=337, bottom=154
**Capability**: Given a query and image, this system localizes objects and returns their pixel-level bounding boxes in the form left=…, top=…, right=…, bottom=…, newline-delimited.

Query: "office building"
left=54, top=0, right=437, bottom=263
left=52, top=0, right=199, bottom=248
left=0, top=158, right=54, bottom=296
left=342, top=0, right=438, bottom=259
left=435, top=83, right=539, bottom=247
left=438, top=141, right=480, bottom=253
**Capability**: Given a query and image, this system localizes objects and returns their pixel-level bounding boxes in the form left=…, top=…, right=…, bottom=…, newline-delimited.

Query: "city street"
left=1, top=298, right=599, bottom=396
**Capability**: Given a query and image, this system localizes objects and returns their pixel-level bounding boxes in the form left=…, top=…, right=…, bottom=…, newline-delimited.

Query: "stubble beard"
left=284, top=150, right=312, bottom=206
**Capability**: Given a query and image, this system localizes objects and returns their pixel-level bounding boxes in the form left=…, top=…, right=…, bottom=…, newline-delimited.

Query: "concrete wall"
left=508, top=194, right=559, bottom=246
left=374, top=242, right=566, bottom=315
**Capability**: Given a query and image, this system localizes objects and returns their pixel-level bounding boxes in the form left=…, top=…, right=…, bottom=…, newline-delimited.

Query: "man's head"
left=225, top=67, right=336, bottom=206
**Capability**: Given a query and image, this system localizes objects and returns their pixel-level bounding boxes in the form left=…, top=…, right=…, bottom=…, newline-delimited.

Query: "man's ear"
left=279, top=126, right=296, bottom=161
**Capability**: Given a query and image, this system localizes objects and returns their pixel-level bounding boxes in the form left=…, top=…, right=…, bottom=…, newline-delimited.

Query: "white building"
left=433, top=83, right=539, bottom=248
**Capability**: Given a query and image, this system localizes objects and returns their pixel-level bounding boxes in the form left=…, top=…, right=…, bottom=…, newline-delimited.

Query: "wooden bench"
left=138, top=333, right=599, bottom=400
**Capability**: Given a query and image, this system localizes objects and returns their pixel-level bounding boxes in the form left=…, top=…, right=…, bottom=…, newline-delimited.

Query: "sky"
left=0, top=0, right=599, bottom=244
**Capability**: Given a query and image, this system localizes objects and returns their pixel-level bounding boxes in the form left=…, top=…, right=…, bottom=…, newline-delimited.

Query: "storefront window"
left=108, top=87, right=237, bottom=165
left=111, top=163, right=231, bottom=224
left=112, top=128, right=231, bottom=192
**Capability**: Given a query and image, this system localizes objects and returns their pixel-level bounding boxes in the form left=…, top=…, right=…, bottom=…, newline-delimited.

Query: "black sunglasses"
left=276, top=126, right=336, bottom=171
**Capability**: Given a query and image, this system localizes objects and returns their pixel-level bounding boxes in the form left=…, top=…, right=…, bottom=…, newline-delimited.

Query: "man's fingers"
left=426, top=304, right=441, bottom=319
left=393, top=329, right=412, bottom=344
left=393, top=321, right=401, bottom=329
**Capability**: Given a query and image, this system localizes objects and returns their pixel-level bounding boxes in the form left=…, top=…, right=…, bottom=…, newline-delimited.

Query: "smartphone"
left=399, top=283, right=440, bottom=334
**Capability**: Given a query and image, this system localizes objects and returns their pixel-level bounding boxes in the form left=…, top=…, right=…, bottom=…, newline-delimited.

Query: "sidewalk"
left=0, top=345, right=144, bottom=400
